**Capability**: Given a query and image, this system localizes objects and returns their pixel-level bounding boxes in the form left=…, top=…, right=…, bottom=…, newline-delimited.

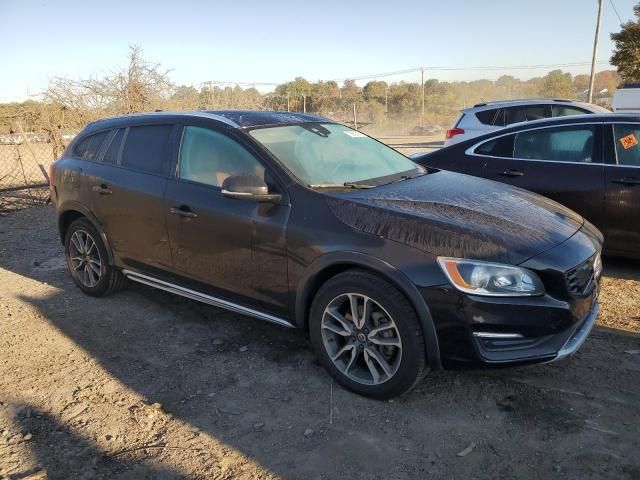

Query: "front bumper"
left=549, top=302, right=598, bottom=362
left=420, top=226, right=602, bottom=367
left=422, top=283, right=599, bottom=367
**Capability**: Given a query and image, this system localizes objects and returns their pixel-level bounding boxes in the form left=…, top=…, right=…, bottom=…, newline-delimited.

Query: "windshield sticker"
left=620, top=133, right=638, bottom=150
left=344, top=130, right=367, bottom=138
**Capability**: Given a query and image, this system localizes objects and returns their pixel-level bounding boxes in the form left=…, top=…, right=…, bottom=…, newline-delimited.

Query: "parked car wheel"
left=64, top=218, right=127, bottom=296
left=310, top=270, right=427, bottom=399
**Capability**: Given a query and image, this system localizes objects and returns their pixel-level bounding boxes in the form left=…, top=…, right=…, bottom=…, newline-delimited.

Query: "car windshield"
left=248, top=123, right=423, bottom=187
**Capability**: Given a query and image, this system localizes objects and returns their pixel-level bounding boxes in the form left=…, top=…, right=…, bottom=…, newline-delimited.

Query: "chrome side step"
left=122, top=269, right=295, bottom=329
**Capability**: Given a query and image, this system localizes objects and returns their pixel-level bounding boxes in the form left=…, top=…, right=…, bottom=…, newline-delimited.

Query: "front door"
left=605, top=123, right=640, bottom=255
left=480, top=123, right=606, bottom=230
left=164, top=124, right=290, bottom=314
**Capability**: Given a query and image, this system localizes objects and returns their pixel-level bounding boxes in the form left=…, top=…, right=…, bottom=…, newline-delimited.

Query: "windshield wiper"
left=380, top=172, right=427, bottom=186
left=309, top=182, right=375, bottom=189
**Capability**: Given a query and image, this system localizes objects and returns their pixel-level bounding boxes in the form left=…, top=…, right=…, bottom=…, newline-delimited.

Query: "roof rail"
left=472, top=98, right=576, bottom=108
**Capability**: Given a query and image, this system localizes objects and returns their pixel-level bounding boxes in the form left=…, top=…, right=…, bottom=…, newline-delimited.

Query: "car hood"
left=323, top=171, right=584, bottom=265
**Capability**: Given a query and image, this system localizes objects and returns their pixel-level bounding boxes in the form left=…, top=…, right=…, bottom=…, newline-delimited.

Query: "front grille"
left=565, top=256, right=596, bottom=297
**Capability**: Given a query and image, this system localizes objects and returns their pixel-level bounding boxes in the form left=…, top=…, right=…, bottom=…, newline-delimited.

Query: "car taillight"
left=49, top=162, right=55, bottom=189
left=445, top=128, right=465, bottom=140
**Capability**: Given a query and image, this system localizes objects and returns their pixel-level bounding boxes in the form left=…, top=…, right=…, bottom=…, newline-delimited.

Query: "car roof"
left=463, top=98, right=603, bottom=112
left=82, top=110, right=335, bottom=133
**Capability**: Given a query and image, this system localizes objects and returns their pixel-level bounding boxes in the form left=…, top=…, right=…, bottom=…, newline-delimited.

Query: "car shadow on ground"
left=1, top=206, right=640, bottom=479
left=4, top=404, right=186, bottom=479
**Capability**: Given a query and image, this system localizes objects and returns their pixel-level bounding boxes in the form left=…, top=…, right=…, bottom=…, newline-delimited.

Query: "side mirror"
left=221, top=175, right=282, bottom=203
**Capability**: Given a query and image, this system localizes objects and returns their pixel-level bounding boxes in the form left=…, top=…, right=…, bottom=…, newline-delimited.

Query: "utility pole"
left=421, top=67, right=425, bottom=127
left=303, top=94, right=306, bottom=113
left=588, top=0, right=604, bottom=104
left=385, top=87, right=388, bottom=114
left=353, top=103, right=358, bottom=130
left=287, top=91, right=290, bottom=112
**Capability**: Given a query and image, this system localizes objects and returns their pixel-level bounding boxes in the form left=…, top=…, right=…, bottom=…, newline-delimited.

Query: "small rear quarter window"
left=73, top=131, right=109, bottom=161
left=475, top=109, right=504, bottom=126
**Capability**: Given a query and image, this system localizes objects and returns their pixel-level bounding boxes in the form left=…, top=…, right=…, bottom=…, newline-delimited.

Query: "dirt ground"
left=0, top=206, right=639, bottom=480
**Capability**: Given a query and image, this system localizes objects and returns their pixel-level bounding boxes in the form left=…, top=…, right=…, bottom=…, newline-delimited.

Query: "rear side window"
left=504, top=105, right=548, bottom=125
left=121, top=125, right=173, bottom=175
left=475, top=135, right=515, bottom=157
left=178, top=126, right=264, bottom=188
left=73, top=131, right=109, bottom=161
left=551, top=105, right=589, bottom=117
left=102, top=129, right=125, bottom=164
left=613, top=124, right=640, bottom=167
left=513, top=126, right=596, bottom=163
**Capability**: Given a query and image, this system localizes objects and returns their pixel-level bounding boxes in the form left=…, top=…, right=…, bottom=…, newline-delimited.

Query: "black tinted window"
left=513, top=126, right=596, bottom=163
left=121, top=125, right=173, bottom=175
left=505, top=105, right=548, bottom=125
left=551, top=105, right=589, bottom=117
left=613, top=124, right=640, bottom=166
left=179, top=126, right=264, bottom=187
left=73, top=131, right=109, bottom=161
left=475, top=109, right=503, bottom=126
left=102, top=129, right=125, bottom=164
left=475, top=135, right=515, bottom=157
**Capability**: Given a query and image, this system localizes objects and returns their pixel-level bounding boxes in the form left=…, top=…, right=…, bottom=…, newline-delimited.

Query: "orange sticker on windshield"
left=620, top=133, right=638, bottom=150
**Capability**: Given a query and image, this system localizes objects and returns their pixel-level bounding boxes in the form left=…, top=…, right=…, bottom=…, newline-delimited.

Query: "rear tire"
left=309, top=270, right=427, bottom=399
left=64, top=218, right=127, bottom=297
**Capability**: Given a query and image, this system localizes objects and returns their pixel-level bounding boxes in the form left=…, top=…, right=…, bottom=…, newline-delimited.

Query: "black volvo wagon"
left=50, top=111, right=602, bottom=399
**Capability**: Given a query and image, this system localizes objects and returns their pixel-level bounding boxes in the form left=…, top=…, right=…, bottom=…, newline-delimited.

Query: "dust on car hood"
left=324, top=170, right=584, bottom=265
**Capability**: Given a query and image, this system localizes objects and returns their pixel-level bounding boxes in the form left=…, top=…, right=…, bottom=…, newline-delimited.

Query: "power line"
left=201, top=61, right=612, bottom=89
left=609, top=0, right=624, bottom=24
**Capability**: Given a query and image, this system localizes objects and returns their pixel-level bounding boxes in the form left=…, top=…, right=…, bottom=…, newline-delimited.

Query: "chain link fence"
left=0, top=134, right=56, bottom=213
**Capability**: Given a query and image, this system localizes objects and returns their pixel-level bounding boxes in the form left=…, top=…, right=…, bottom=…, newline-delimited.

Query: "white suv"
left=444, top=99, right=609, bottom=146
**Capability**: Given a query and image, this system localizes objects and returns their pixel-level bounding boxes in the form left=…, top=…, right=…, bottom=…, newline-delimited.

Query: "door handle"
left=170, top=206, right=198, bottom=218
left=611, top=177, right=640, bottom=186
left=92, top=184, right=113, bottom=195
left=498, top=169, right=525, bottom=178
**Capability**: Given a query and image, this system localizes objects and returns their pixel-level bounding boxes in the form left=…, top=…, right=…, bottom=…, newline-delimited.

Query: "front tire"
left=309, top=270, right=427, bottom=399
left=64, top=218, right=127, bottom=297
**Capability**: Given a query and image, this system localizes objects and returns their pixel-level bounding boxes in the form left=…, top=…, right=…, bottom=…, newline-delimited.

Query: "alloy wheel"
left=321, top=293, right=402, bottom=385
left=68, top=229, right=102, bottom=288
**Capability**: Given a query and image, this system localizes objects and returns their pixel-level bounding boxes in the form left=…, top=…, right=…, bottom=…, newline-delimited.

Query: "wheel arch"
left=294, top=251, right=442, bottom=370
left=57, top=204, right=115, bottom=266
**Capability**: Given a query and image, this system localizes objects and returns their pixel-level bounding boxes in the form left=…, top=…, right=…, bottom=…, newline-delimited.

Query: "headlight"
left=437, top=257, right=545, bottom=297
left=593, top=252, right=603, bottom=279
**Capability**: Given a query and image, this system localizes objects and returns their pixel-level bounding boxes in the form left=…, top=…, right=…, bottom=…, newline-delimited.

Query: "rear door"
left=604, top=123, right=640, bottom=255
left=478, top=123, right=606, bottom=230
left=85, top=123, right=178, bottom=271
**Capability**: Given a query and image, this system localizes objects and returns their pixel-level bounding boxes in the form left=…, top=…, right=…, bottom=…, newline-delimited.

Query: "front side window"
left=613, top=124, right=640, bottom=167
left=179, top=126, right=265, bottom=187
left=551, top=105, right=589, bottom=117
left=249, top=123, right=422, bottom=187
left=73, top=131, right=109, bottom=161
left=513, top=126, right=596, bottom=163
left=121, top=125, right=173, bottom=175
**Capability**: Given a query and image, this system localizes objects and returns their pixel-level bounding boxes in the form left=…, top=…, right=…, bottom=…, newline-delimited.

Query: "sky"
left=0, top=0, right=637, bottom=101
